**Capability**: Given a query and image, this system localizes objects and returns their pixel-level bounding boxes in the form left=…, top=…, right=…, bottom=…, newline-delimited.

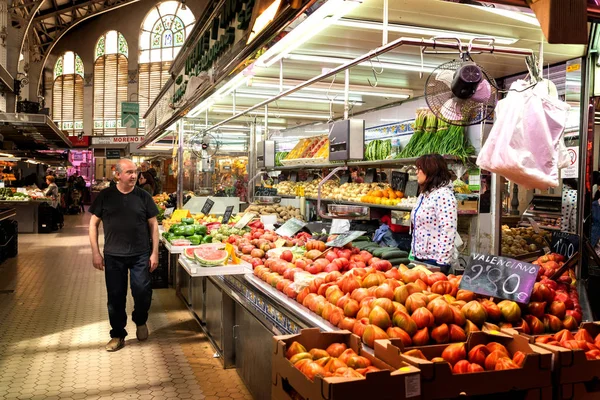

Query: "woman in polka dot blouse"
left=410, top=154, right=458, bottom=274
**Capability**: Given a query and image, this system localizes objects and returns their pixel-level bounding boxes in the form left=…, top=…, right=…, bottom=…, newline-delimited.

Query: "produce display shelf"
left=278, top=195, right=476, bottom=215
left=269, top=155, right=476, bottom=171
left=518, top=222, right=560, bottom=231
left=525, top=209, right=562, bottom=217
left=163, top=240, right=203, bottom=254
left=178, top=256, right=251, bottom=277
left=0, top=208, right=16, bottom=221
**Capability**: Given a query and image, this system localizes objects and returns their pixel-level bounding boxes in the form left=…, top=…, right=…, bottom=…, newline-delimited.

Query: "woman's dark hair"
left=415, top=154, right=452, bottom=193
left=563, top=178, right=578, bottom=190
left=594, top=189, right=600, bottom=202
left=140, top=171, right=156, bottom=192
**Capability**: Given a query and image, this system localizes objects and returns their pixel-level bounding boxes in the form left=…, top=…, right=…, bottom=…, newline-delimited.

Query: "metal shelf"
left=524, top=209, right=562, bottom=217
left=278, top=195, right=476, bottom=215
left=270, top=155, right=476, bottom=171
left=519, top=222, right=560, bottom=231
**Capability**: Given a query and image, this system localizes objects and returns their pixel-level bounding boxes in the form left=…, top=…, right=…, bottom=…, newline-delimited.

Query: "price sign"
left=459, top=253, right=540, bottom=303
left=164, top=207, right=174, bottom=217
left=326, top=231, right=367, bottom=248
left=391, top=171, right=409, bottom=192
left=364, top=168, right=376, bottom=184
left=201, top=198, right=215, bottom=215
left=221, top=206, right=234, bottom=224
left=290, top=172, right=298, bottom=182
left=404, top=181, right=419, bottom=198
left=551, top=231, right=579, bottom=259
left=275, top=218, right=307, bottom=237
left=234, top=212, right=255, bottom=229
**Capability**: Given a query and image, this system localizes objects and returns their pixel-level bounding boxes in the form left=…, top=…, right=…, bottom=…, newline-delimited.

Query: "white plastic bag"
left=477, top=80, right=570, bottom=189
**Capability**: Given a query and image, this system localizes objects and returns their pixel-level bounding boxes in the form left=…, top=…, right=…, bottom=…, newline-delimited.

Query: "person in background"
left=561, top=179, right=578, bottom=233
left=138, top=171, right=156, bottom=196
left=88, top=158, right=159, bottom=352
left=410, top=154, right=458, bottom=274
left=44, top=175, right=59, bottom=201
left=150, top=161, right=162, bottom=195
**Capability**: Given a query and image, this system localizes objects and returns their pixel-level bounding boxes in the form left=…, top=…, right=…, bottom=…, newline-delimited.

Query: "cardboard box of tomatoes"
left=272, top=328, right=421, bottom=400
left=375, top=331, right=552, bottom=399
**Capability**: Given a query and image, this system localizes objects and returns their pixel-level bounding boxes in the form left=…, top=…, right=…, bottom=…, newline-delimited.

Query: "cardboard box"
left=555, top=382, right=600, bottom=400
left=375, top=331, right=552, bottom=399
left=457, top=199, right=478, bottom=213
left=532, top=322, right=600, bottom=385
left=272, top=328, right=421, bottom=400
left=528, top=0, right=588, bottom=44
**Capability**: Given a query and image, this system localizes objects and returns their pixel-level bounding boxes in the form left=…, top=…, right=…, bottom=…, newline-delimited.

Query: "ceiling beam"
left=33, top=0, right=104, bottom=21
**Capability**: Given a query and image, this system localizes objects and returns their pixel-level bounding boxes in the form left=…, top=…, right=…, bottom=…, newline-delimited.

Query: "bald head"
left=115, top=159, right=135, bottom=173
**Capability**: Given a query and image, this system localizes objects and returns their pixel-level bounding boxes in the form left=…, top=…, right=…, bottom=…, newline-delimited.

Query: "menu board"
left=459, top=253, right=540, bottom=303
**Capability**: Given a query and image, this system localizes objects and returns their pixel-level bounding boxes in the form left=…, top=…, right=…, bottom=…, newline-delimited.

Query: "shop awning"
left=0, top=113, right=72, bottom=150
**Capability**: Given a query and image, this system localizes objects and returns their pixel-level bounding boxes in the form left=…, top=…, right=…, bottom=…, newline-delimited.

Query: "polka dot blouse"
left=411, top=183, right=458, bottom=265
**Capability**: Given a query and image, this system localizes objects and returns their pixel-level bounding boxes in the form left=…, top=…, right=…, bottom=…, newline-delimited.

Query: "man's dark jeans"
left=104, top=252, right=152, bottom=338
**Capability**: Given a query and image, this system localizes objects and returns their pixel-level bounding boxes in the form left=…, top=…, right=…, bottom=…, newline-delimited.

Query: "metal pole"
left=264, top=105, right=269, bottom=138
left=248, top=121, right=257, bottom=203
left=233, top=90, right=236, bottom=115
left=577, top=55, right=591, bottom=279
left=383, top=0, right=389, bottom=46
left=177, top=120, right=184, bottom=209
left=279, top=59, right=284, bottom=93
left=344, top=69, right=350, bottom=120
left=203, top=37, right=533, bottom=133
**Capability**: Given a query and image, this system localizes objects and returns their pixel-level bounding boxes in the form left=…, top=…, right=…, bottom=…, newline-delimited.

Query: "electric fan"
left=189, top=132, right=219, bottom=159
left=425, top=57, right=498, bottom=126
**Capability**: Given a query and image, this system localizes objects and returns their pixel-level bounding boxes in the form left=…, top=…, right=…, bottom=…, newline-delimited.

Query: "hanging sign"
left=221, top=206, right=234, bottom=224
left=551, top=231, right=579, bottom=259
left=562, top=147, right=579, bottom=179
left=326, top=231, right=367, bottom=248
left=275, top=218, right=306, bottom=237
left=105, top=149, right=121, bottom=159
left=459, top=253, right=540, bottom=303
left=201, top=198, right=215, bottom=215
left=121, top=102, right=140, bottom=128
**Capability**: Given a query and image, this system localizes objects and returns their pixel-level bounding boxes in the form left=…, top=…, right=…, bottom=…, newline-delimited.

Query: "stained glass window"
left=53, top=51, right=84, bottom=135
left=95, top=30, right=128, bottom=60
left=138, top=1, right=194, bottom=134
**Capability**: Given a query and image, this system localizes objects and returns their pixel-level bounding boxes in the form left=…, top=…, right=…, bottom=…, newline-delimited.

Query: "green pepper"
left=172, top=226, right=187, bottom=236
left=181, top=217, right=195, bottom=225
left=182, top=225, right=196, bottom=236
left=169, top=223, right=182, bottom=233
left=188, top=235, right=202, bottom=245
left=194, top=224, right=208, bottom=236
left=202, top=235, right=213, bottom=244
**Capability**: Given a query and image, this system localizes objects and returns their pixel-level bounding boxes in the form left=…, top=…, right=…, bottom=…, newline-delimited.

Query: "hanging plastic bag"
left=557, top=131, right=571, bottom=170
left=477, top=80, right=570, bottom=189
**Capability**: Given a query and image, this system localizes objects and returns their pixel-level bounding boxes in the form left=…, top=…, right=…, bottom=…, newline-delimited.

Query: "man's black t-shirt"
left=89, top=185, right=158, bottom=256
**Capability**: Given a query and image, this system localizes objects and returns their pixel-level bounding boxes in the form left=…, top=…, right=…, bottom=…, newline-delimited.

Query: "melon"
left=184, top=248, right=196, bottom=260
left=194, top=248, right=228, bottom=267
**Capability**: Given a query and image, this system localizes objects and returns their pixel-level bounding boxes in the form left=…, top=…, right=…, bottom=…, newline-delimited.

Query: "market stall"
left=138, top=0, right=597, bottom=398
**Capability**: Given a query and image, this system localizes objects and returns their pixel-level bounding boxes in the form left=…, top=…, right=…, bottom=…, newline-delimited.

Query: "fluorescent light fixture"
left=333, top=18, right=519, bottom=45
left=26, top=159, right=40, bottom=164
left=305, top=129, right=330, bottom=133
left=247, top=0, right=282, bottom=44
left=210, top=107, right=332, bottom=120
left=188, top=71, right=251, bottom=117
left=286, top=54, right=437, bottom=73
left=145, top=145, right=173, bottom=151
left=255, top=0, right=363, bottom=67
left=234, top=92, right=364, bottom=105
left=236, top=88, right=363, bottom=102
left=471, top=7, right=540, bottom=26
left=0, top=153, right=13, bottom=157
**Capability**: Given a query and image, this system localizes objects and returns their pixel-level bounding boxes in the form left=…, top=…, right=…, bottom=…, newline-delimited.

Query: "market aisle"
left=0, top=212, right=253, bottom=400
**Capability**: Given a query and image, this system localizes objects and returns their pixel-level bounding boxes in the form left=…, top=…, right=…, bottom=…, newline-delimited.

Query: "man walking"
left=89, top=159, right=159, bottom=351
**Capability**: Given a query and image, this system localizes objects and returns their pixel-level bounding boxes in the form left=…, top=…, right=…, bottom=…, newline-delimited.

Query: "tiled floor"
left=0, top=212, right=253, bottom=400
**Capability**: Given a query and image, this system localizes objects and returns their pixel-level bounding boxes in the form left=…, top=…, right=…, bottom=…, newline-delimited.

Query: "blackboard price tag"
left=551, top=231, right=579, bottom=259
left=364, top=168, right=376, bottom=184
left=221, top=206, right=234, bottom=224
left=459, top=253, right=540, bottom=303
left=290, top=172, right=298, bottom=182
left=404, top=181, right=419, bottom=198
left=201, top=198, right=215, bottom=215
left=326, top=231, right=366, bottom=248
left=391, top=171, right=408, bottom=192
left=234, top=212, right=255, bottom=229
left=275, top=218, right=306, bottom=237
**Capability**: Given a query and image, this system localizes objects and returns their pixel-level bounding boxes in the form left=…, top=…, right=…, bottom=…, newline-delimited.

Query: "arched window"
left=93, top=31, right=129, bottom=135
left=138, top=1, right=194, bottom=133
left=52, top=51, right=84, bottom=135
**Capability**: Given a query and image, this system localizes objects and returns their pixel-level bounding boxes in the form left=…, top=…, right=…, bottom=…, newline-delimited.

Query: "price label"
left=201, top=198, right=215, bottom=215
left=551, top=231, right=579, bottom=259
left=325, top=231, right=366, bottom=248
left=391, top=171, right=408, bottom=192
left=221, top=206, right=234, bottom=224
left=164, top=207, right=174, bottom=217
left=364, top=168, right=376, bottom=184
left=290, top=172, right=298, bottom=182
left=234, top=212, right=255, bottom=229
left=275, top=218, right=306, bottom=237
left=459, top=253, right=540, bottom=303
left=404, top=181, right=419, bottom=198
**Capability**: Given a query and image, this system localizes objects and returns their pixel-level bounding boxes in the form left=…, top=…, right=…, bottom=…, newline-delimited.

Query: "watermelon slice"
left=194, top=248, right=228, bottom=267
left=184, top=248, right=196, bottom=260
